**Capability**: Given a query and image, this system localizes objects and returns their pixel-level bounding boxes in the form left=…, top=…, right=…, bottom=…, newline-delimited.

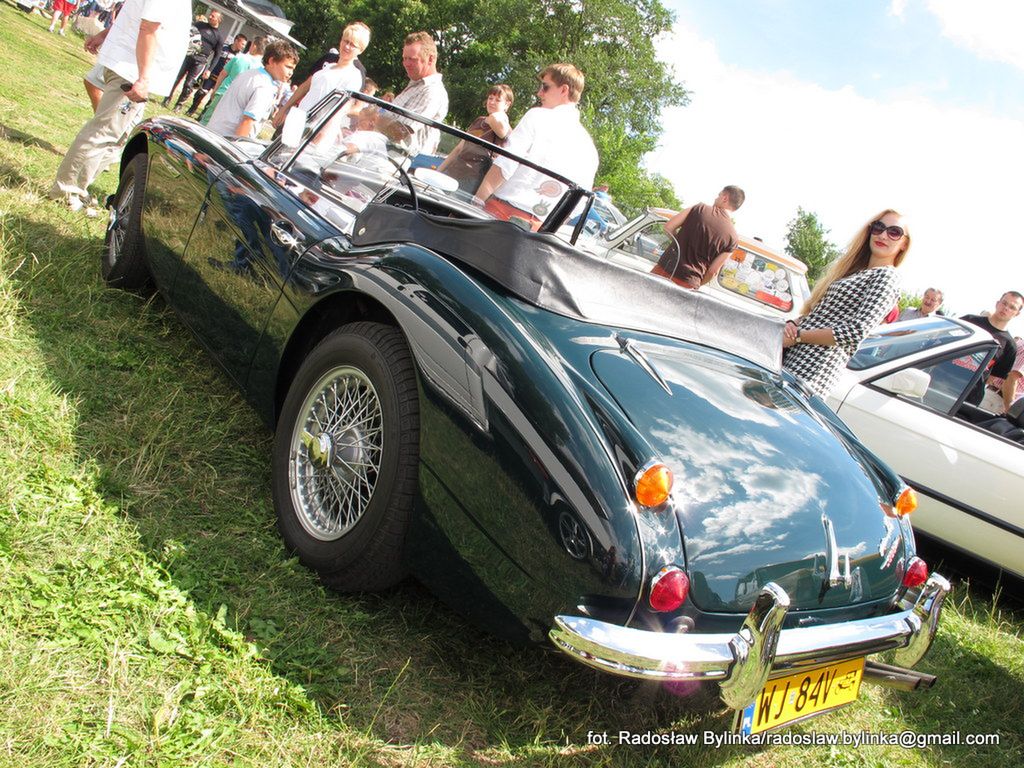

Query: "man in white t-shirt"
left=49, top=0, right=190, bottom=212
left=475, top=63, right=598, bottom=230
left=207, top=41, right=298, bottom=139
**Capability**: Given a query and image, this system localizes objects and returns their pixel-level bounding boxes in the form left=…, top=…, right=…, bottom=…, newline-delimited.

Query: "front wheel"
left=102, top=153, right=154, bottom=293
left=272, top=322, right=419, bottom=591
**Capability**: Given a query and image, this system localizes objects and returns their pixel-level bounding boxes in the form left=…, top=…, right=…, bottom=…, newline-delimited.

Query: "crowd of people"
left=42, top=1, right=1022, bottom=413
left=653, top=190, right=1022, bottom=410
left=20, top=0, right=122, bottom=36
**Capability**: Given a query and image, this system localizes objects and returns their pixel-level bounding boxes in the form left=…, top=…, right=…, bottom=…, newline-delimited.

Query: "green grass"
left=1, top=4, right=1023, bottom=766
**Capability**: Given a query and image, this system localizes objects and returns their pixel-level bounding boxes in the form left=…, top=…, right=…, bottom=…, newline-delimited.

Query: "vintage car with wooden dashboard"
left=102, top=91, right=949, bottom=734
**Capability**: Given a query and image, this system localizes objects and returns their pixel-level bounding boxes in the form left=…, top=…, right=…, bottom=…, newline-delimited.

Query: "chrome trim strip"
left=904, top=477, right=1024, bottom=539
left=549, top=574, right=950, bottom=709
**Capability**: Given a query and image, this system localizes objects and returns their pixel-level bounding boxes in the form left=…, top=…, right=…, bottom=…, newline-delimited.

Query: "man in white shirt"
left=49, top=0, right=190, bottom=212
left=475, top=63, right=598, bottom=230
left=384, top=31, right=448, bottom=156
left=897, top=287, right=943, bottom=320
left=206, top=41, right=298, bottom=139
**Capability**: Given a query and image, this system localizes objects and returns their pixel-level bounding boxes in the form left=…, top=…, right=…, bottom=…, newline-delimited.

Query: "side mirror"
left=875, top=367, right=931, bottom=398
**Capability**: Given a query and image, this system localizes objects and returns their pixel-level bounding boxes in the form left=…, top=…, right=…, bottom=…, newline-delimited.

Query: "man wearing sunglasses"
left=474, top=63, right=598, bottom=230
left=961, top=291, right=1024, bottom=412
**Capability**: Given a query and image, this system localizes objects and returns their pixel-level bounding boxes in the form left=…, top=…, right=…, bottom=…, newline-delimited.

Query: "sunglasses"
left=538, top=81, right=556, bottom=92
left=869, top=221, right=905, bottom=240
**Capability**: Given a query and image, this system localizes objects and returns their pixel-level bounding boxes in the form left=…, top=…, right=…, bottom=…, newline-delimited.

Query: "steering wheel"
left=367, top=153, right=419, bottom=213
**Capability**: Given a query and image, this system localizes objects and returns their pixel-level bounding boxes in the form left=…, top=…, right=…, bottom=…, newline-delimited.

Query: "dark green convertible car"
left=103, top=92, right=949, bottom=734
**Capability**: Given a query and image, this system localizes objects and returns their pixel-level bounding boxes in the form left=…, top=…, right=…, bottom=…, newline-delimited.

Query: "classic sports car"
left=103, top=91, right=948, bottom=733
left=828, top=316, right=1024, bottom=581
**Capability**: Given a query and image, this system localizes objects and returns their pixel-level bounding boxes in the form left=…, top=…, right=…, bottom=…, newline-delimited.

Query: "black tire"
left=102, top=153, right=154, bottom=293
left=272, top=322, right=419, bottom=591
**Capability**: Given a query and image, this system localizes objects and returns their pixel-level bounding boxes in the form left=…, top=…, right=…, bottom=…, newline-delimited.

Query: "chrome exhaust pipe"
left=862, top=660, right=937, bottom=691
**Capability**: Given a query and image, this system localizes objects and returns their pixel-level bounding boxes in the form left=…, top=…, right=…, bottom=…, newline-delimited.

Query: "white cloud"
left=648, top=22, right=1024, bottom=325
left=926, top=0, right=1024, bottom=72
left=889, top=0, right=908, bottom=19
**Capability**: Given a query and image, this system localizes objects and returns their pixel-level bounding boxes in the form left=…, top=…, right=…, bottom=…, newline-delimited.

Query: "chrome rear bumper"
left=549, top=574, right=950, bottom=709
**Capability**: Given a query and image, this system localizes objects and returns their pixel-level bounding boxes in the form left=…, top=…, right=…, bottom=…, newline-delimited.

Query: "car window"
left=610, top=221, right=671, bottom=264
left=884, top=348, right=990, bottom=415
left=716, top=247, right=797, bottom=313
left=592, top=196, right=628, bottom=229
left=848, top=317, right=975, bottom=370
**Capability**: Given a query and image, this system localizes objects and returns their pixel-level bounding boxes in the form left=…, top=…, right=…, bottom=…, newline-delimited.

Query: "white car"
left=827, top=316, right=1024, bottom=581
left=571, top=208, right=811, bottom=320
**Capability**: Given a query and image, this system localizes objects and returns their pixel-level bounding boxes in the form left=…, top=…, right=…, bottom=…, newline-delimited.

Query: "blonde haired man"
left=475, top=63, right=598, bottom=230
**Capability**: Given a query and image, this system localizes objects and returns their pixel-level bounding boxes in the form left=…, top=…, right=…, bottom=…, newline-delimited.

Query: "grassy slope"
left=0, top=4, right=1022, bottom=766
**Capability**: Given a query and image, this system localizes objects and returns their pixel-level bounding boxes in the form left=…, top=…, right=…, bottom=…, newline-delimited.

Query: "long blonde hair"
left=802, top=208, right=911, bottom=315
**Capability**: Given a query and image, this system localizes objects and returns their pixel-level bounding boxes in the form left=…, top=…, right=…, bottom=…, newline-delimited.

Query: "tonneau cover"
left=351, top=204, right=784, bottom=372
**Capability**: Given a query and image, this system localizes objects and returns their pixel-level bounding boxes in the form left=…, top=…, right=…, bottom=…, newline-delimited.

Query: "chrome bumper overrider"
left=549, top=574, right=950, bottom=709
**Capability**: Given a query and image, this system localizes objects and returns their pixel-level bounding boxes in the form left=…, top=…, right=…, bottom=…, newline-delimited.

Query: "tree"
left=898, top=290, right=922, bottom=311
left=784, top=208, right=840, bottom=286
left=273, top=0, right=686, bottom=207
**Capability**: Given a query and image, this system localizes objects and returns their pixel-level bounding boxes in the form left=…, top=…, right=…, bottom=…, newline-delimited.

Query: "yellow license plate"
left=737, top=657, right=864, bottom=734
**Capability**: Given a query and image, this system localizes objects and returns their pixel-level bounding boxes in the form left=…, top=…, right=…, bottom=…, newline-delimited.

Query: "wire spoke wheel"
left=289, top=366, right=383, bottom=541
left=273, top=322, right=419, bottom=591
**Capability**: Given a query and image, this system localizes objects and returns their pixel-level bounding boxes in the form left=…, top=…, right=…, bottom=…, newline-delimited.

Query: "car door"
left=834, top=347, right=1024, bottom=577
left=140, top=132, right=211, bottom=292
left=169, top=155, right=338, bottom=387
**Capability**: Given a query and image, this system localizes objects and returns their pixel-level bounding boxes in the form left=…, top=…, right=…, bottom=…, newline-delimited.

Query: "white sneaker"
left=67, top=196, right=84, bottom=212
left=58, top=28, right=66, bottom=37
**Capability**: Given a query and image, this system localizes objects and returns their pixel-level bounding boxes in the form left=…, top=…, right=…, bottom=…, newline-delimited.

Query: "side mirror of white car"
left=875, top=367, right=931, bottom=399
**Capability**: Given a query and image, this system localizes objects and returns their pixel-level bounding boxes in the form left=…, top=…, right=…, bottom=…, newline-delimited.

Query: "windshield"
left=848, top=316, right=977, bottom=370
left=266, top=92, right=593, bottom=238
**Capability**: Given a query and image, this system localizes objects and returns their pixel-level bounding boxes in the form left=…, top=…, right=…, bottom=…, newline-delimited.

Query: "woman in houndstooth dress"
left=782, top=209, right=910, bottom=397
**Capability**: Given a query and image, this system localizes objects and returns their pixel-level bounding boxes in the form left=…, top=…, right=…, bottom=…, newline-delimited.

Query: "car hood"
left=590, top=341, right=907, bottom=613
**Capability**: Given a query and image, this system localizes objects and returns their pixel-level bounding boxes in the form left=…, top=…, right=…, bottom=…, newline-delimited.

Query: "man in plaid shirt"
left=386, top=31, right=448, bottom=155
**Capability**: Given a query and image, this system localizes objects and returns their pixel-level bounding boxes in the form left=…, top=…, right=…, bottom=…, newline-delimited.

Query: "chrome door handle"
left=270, top=220, right=304, bottom=250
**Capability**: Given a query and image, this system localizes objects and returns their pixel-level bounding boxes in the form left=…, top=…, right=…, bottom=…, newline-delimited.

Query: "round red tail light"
left=903, top=557, right=929, bottom=588
left=649, top=566, right=690, bottom=612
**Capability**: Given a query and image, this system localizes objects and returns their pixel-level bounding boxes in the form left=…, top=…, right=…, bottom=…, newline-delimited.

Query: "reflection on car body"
left=101, top=89, right=950, bottom=732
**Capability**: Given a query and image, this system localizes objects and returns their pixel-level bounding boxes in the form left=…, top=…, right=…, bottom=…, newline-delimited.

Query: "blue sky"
left=650, top=0, right=1024, bottom=324
left=668, top=0, right=1024, bottom=121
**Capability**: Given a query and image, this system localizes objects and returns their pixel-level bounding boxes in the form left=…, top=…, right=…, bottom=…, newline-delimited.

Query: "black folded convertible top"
left=351, top=204, right=784, bottom=372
